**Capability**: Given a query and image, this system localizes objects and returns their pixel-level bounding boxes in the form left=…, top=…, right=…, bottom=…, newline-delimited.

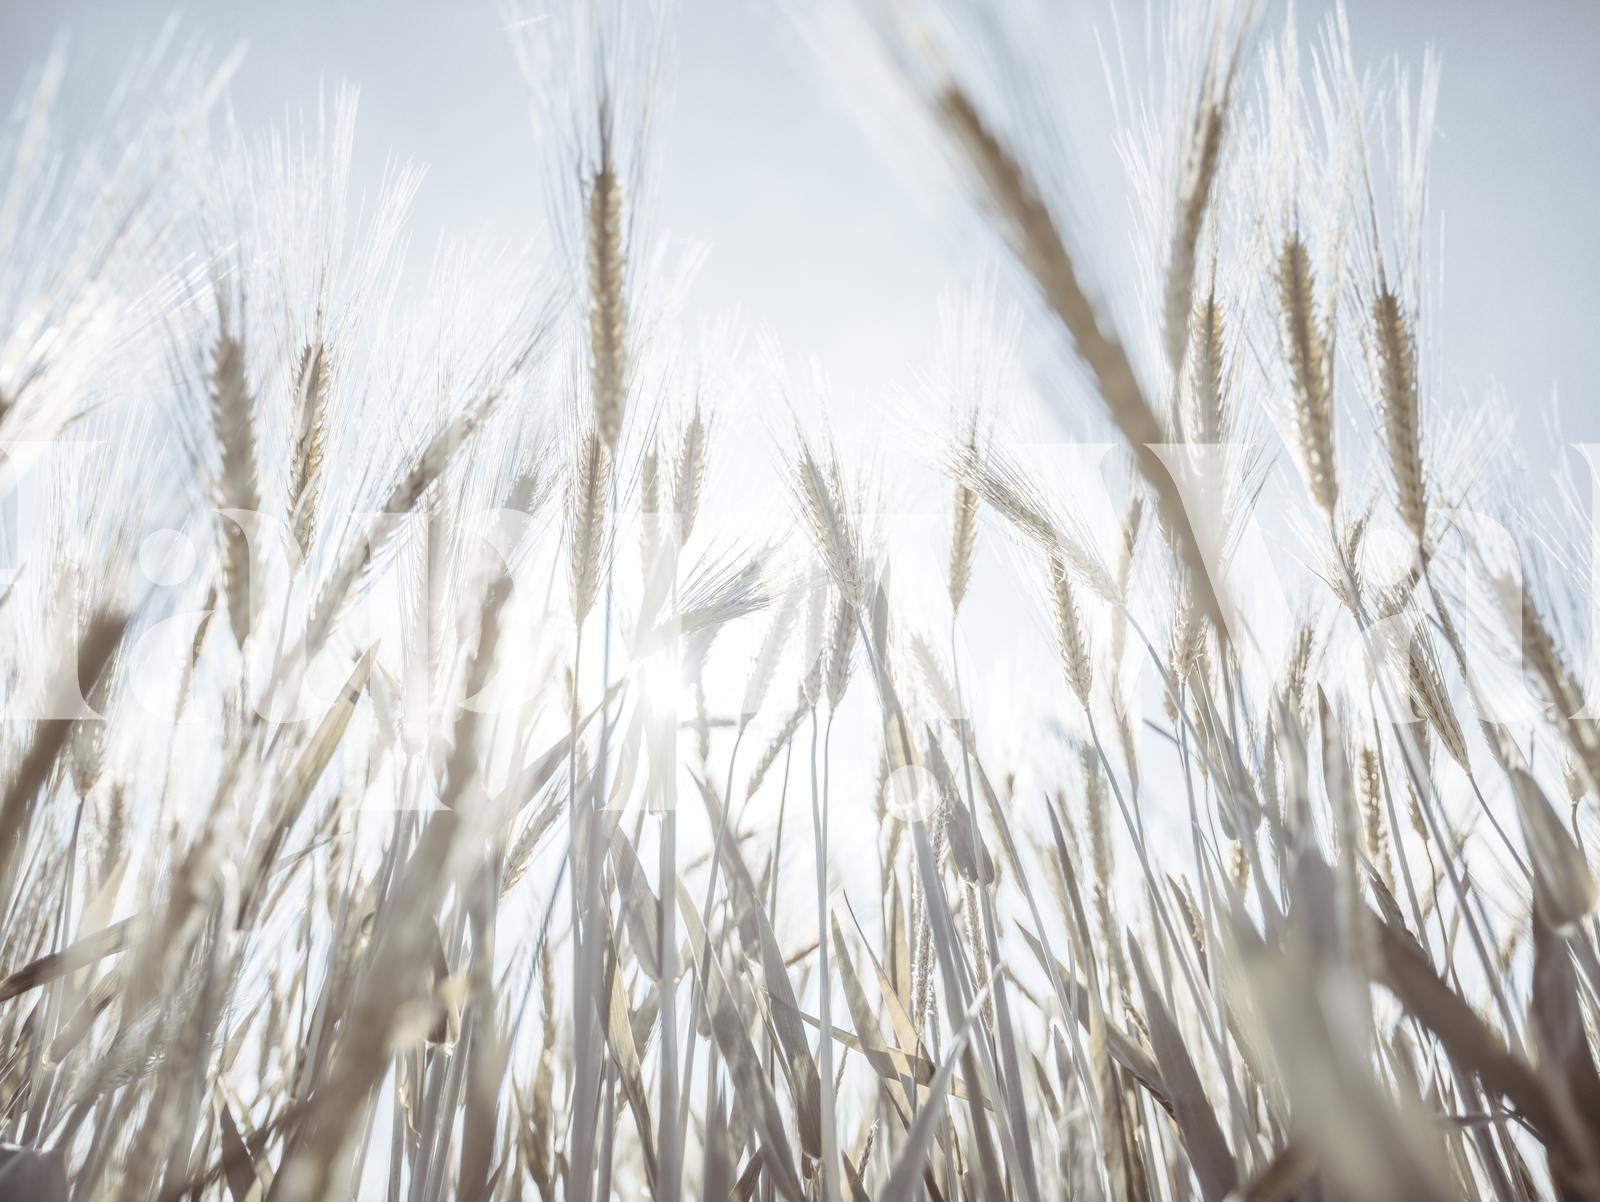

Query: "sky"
left=3, top=0, right=1595, bottom=457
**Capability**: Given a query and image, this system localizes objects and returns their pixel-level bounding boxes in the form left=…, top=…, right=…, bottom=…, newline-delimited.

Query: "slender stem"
left=1371, top=715, right=1433, bottom=959
left=657, top=799, right=679, bottom=1202
left=568, top=626, right=584, bottom=960
left=572, top=461, right=620, bottom=1202
left=595, top=1057, right=618, bottom=1202
left=388, top=1068, right=405, bottom=1202
left=658, top=545, right=686, bottom=1202
left=812, top=707, right=839, bottom=1202
left=761, top=738, right=795, bottom=1202
left=566, top=620, right=597, bottom=1202
left=1465, top=771, right=1531, bottom=879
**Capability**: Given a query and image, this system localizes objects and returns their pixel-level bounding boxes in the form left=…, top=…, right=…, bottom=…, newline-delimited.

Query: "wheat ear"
left=288, top=340, right=328, bottom=555
left=1359, top=745, right=1393, bottom=890
left=587, top=149, right=627, bottom=453
left=1110, top=495, right=1143, bottom=669
left=673, top=403, right=708, bottom=548
left=640, top=440, right=660, bottom=565
left=569, top=428, right=611, bottom=631
left=1082, top=747, right=1121, bottom=1000
left=949, top=477, right=980, bottom=617
left=1189, top=288, right=1226, bottom=444
left=1048, top=555, right=1093, bottom=710
left=210, top=309, right=258, bottom=650
left=949, top=441, right=1122, bottom=606
left=1407, top=621, right=1468, bottom=772
left=824, top=589, right=857, bottom=711
left=1371, top=288, right=1426, bottom=542
left=1519, top=588, right=1600, bottom=794
left=1163, top=30, right=1236, bottom=380
left=741, top=590, right=799, bottom=733
left=795, top=443, right=865, bottom=608
left=948, top=411, right=981, bottom=614
left=1276, top=234, right=1337, bottom=515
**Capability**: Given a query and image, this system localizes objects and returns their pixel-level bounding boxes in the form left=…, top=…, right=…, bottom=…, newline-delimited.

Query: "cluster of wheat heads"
left=1, top=1, right=1599, bottom=1201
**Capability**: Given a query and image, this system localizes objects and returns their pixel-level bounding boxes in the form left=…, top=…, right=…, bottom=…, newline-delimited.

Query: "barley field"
left=0, top=2, right=1598, bottom=1200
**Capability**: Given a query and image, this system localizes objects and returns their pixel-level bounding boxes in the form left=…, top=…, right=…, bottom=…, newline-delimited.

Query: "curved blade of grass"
left=908, top=817, right=1007, bottom=1201
left=691, top=771, right=824, bottom=1160
left=1510, top=767, right=1598, bottom=932
left=0, top=612, right=125, bottom=870
left=607, top=826, right=662, bottom=981
left=1014, top=923, right=1171, bottom=1116
left=602, top=918, right=658, bottom=1190
left=1128, top=936, right=1236, bottom=1202
left=840, top=898, right=930, bottom=1079
left=1530, top=902, right=1600, bottom=1144
left=795, top=1009, right=984, bottom=1108
left=831, top=913, right=915, bottom=1118
left=1242, top=1145, right=1315, bottom=1202
left=841, top=1147, right=870, bottom=1202
left=674, top=879, right=805, bottom=1202
left=876, top=976, right=994, bottom=1202
left=1371, top=905, right=1566, bottom=1150
left=0, top=915, right=137, bottom=1002
left=733, top=1150, right=764, bottom=1202
left=218, top=1102, right=259, bottom=1202
left=241, top=644, right=375, bottom=921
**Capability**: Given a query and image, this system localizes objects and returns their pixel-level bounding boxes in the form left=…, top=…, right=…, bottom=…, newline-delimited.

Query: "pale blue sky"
left=4, top=0, right=1595, bottom=460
